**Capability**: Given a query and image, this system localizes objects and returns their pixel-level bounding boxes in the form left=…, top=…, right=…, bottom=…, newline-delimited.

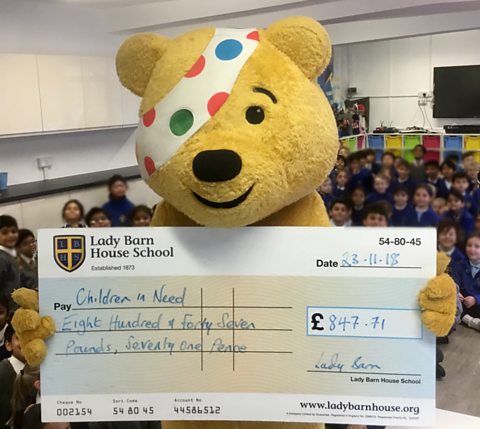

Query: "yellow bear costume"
left=12, top=16, right=457, bottom=429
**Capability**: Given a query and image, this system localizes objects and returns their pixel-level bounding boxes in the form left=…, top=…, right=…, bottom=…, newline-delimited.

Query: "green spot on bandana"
left=169, top=109, right=194, bottom=136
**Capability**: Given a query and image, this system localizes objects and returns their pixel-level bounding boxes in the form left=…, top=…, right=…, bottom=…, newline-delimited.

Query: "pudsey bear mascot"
left=12, top=16, right=456, bottom=429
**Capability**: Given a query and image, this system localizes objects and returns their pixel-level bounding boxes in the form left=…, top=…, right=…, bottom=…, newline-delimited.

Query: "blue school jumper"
left=102, top=196, right=135, bottom=227
left=448, top=258, right=480, bottom=303
left=392, top=177, right=416, bottom=196
left=320, top=192, right=334, bottom=211
left=392, top=203, right=415, bottom=226
left=471, top=188, right=480, bottom=214
left=449, top=247, right=466, bottom=262
left=427, top=178, right=448, bottom=199
left=365, top=191, right=394, bottom=207
left=347, top=168, right=373, bottom=194
left=463, top=191, right=477, bottom=216
left=351, top=206, right=364, bottom=226
left=405, top=207, right=439, bottom=227
left=442, top=209, right=475, bottom=236
left=332, top=186, right=347, bottom=199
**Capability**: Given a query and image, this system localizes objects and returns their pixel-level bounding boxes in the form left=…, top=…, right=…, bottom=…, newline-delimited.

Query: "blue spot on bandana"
left=215, top=39, right=243, bottom=61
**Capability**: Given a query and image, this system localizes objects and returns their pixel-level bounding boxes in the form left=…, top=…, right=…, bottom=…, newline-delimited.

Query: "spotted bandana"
left=135, top=28, right=260, bottom=180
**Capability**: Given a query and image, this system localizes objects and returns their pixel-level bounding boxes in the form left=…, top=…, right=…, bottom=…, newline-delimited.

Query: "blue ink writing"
left=61, top=314, right=101, bottom=335
left=152, top=285, right=186, bottom=305
left=315, top=352, right=345, bottom=372
left=109, top=313, right=162, bottom=330
left=76, top=288, right=131, bottom=306
left=351, top=356, right=381, bottom=371
left=125, top=335, right=175, bottom=354
left=209, top=338, right=247, bottom=353
left=65, top=338, right=111, bottom=354
left=217, top=312, right=256, bottom=330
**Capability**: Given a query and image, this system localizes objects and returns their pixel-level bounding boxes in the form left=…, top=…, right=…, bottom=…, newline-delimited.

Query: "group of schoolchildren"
left=0, top=175, right=159, bottom=429
left=1, top=154, right=480, bottom=427
left=320, top=143, right=480, bottom=382
left=61, top=175, right=153, bottom=229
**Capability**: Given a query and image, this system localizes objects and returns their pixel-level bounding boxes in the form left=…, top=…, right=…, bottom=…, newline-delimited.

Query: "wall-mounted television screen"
left=433, top=65, right=480, bottom=118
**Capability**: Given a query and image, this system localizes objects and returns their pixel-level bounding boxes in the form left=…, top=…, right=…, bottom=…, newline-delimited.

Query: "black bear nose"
left=192, top=150, right=242, bottom=182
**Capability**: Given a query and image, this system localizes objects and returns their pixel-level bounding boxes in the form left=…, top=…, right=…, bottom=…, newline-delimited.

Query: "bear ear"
left=264, top=16, right=331, bottom=80
left=116, top=33, right=171, bottom=97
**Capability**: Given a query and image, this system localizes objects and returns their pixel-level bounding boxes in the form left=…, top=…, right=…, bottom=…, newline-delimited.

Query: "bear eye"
left=246, top=106, right=265, bottom=124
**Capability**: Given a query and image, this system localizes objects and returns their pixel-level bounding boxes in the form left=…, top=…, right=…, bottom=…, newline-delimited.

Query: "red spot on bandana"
left=207, top=92, right=229, bottom=116
left=247, top=30, right=259, bottom=41
left=144, top=156, right=156, bottom=176
left=185, top=55, right=206, bottom=78
left=143, top=108, right=156, bottom=127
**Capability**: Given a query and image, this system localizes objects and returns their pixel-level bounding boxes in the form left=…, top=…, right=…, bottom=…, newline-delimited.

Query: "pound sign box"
left=39, top=227, right=436, bottom=426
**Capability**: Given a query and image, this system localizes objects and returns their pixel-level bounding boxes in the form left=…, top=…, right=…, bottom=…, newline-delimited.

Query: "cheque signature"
left=314, top=352, right=381, bottom=372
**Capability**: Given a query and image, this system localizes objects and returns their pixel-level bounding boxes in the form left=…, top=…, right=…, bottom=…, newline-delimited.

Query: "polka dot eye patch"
left=136, top=28, right=260, bottom=180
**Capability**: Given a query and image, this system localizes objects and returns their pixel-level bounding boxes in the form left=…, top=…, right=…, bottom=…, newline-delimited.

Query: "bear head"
left=117, top=16, right=338, bottom=227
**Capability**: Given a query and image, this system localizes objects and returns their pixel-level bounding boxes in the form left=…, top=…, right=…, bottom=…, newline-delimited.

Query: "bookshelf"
left=340, top=133, right=480, bottom=163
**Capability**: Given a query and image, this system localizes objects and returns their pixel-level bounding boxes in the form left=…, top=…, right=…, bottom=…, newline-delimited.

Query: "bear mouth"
left=193, top=185, right=254, bottom=209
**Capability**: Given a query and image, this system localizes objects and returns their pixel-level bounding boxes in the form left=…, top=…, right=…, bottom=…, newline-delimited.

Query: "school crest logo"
left=53, top=235, right=86, bottom=272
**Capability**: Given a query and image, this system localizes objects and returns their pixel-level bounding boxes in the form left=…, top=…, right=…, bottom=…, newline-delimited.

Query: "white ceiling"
left=18, top=0, right=480, bottom=44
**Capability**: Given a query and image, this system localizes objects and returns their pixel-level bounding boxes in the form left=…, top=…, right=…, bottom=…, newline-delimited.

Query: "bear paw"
left=41, top=315, right=56, bottom=337
left=11, top=288, right=39, bottom=311
left=11, top=308, right=41, bottom=333
left=419, top=273, right=457, bottom=337
left=23, top=338, right=48, bottom=367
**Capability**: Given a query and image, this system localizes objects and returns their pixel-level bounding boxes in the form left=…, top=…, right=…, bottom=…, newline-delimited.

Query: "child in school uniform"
left=391, top=185, right=414, bottom=227
left=0, top=296, right=9, bottom=361
left=448, top=232, right=480, bottom=331
left=0, top=215, right=20, bottom=309
left=129, top=205, right=153, bottom=227
left=365, top=174, right=394, bottom=207
left=380, top=151, right=396, bottom=177
left=336, top=154, right=347, bottom=171
left=329, top=199, right=352, bottom=227
left=410, top=144, right=426, bottom=184
left=432, top=197, right=448, bottom=217
left=425, top=160, right=448, bottom=199
left=364, top=149, right=380, bottom=174
left=85, top=207, right=112, bottom=228
left=102, top=175, right=136, bottom=227
left=362, top=202, right=389, bottom=227
left=460, top=151, right=476, bottom=172
left=9, top=364, right=39, bottom=429
left=16, top=229, right=37, bottom=290
left=437, top=219, right=465, bottom=262
left=62, top=200, right=86, bottom=228
left=332, top=169, right=348, bottom=199
left=405, top=184, right=439, bottom=227
left=0, top=324, right=26, bottom=428
left=393, top=159, right=415, bottom=196
left=318, top=177, right=334, bottom=211
left=440, top=160, right=455, bottom=192
left=442, top=189, right=475, bottom=239
left=346, top=152, right=373, bottom=194
left=451, top=172, right=477, bottom=215
left=350, top=187, right=366, bottom=226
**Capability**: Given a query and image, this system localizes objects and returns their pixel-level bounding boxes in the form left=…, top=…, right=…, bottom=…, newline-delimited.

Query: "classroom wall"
left=333, top=29, right=480, bottom=132
left=0, top=128, right=137, bottom=185
left=0, top=0, right=138, bottom=186
left=0, top=0, right=120, bottom=56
